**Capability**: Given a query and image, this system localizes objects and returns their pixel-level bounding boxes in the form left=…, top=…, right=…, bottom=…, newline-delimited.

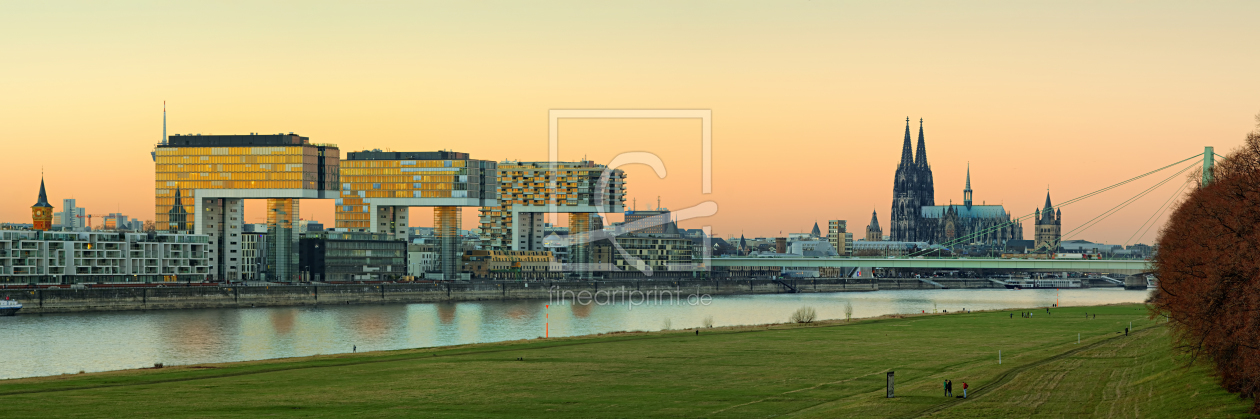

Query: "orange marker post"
left=545, top=304, right=549, bottom=338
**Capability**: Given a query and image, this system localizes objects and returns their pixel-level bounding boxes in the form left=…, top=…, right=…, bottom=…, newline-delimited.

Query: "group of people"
left=943, top=379, right=968, bottom=398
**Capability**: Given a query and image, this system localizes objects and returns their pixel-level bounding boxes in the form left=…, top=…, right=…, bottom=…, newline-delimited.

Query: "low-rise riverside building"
left=0, top=230, right=210, bottom=285
left=462, top=250, right=559, bottom=280
left=298, top=232, right=407, bottom=282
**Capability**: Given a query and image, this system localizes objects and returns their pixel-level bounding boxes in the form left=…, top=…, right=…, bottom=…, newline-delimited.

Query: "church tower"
left=915, top=118, right=935, bottom=209
left=890, top=118, right=919, bottom=241
left=866, top=210, right=882, bottom=241
left=168, top=188, right=189, bottom=233
left=31, top=175, right=53, bottom=231
left=1034, top=191, right=1062, bottom=252
left=963, top=163, right=973, bottom=208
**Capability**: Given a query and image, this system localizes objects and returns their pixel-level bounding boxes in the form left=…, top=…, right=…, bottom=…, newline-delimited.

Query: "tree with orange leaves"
left=1152, top=116, right=1260, bottom=413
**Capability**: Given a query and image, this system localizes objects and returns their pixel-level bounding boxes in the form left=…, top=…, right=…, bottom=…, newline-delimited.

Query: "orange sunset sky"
left=2, top=1, right=1258, bottom=244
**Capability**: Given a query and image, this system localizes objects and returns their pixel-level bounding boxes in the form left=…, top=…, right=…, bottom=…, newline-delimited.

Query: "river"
left=0, top=288, right=1149, bottom=379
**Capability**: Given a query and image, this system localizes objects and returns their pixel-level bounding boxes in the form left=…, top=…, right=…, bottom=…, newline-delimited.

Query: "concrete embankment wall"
left=0, top=279, right=879, bottom=314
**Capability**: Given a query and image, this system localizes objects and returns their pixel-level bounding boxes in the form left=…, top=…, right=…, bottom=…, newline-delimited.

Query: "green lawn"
left=0, top=304, right=1250, bottom=418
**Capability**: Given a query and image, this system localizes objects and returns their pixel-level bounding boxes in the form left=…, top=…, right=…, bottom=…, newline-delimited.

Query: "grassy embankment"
left=0, top=304, right=1250, bottom=418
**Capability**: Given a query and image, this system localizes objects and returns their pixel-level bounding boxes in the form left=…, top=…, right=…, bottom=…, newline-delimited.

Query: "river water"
left=0, top=288, right=1148, bottom=379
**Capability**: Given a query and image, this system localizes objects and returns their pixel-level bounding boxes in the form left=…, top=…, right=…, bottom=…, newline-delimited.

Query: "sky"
left=2, top=1, right=1258, bottom=245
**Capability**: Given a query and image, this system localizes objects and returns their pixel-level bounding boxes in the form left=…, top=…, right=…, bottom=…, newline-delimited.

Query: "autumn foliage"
left=1152, top=121, right=1260, bottom=412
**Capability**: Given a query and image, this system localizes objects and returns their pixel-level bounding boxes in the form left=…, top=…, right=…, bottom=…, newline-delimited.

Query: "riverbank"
left=0, top=278, right=1121, bottom=315
left=0, top=303, right=1244, bottom=418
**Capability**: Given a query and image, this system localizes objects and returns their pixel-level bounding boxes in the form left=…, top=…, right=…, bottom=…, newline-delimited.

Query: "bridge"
left=711, top=257, right=1151, bottom=275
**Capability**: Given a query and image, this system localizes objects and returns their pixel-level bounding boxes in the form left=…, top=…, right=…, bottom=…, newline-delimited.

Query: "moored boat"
left=1003, top=279, right=1083, bottom=289
left=0, top=297, right=22, bottom=316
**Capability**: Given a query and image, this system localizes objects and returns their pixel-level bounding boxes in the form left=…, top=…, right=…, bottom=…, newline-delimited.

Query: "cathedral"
left=889, top=118, right=1023, bottom=246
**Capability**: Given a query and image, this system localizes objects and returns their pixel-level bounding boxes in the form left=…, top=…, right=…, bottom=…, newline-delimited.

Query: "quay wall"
left=0, top=279, right=878, bottom=314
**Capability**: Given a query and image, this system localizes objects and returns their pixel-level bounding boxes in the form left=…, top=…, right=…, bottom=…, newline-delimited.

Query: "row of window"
left=152, top=180, right=309, bottom=191
left=342, top=160, right=466, bottom=168
left=157, top=172, right=306, bottom=183
left=341, top=168, right=468, bottom=176
left=156, top=163, right=313, bottom=173
left=156, top=155, right=308, bottom=164
left=157, top=146, right=312, bottom=156
left=341, top=175, right=464, bottom=183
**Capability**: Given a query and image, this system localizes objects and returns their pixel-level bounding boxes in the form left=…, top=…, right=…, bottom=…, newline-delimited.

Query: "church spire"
left=869, top=209, right=880, bottom=230
left=898, top=117, right=913, bottom=167
left=33, top=175, right=52, bottom=208
left=963, top=162, right=973, bottom=208
left=914, top=118, right=928, bottom=167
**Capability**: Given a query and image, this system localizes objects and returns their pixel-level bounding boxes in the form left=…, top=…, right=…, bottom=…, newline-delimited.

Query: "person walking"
left=944, top=379, right=949, bottom=397
left=962, top=382, right=968, bottom=398
left=946, top=380, right=953, bottom=397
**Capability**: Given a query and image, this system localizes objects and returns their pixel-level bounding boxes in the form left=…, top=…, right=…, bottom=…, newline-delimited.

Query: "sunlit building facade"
left=335, top=150, right=496, bottom=278
left=0, top=230, right=209, bottom=285
left=479, top=161, right=626, bottom=265
left=154, top=133, right=339, bottom=282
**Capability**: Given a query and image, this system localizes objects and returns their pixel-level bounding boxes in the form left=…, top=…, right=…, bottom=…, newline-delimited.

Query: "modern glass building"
left=336, top=150, right=496, bottom=278
left=154, top=133, right=339, bottom=282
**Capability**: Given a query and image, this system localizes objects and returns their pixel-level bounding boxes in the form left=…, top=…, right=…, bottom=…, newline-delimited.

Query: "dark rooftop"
left=346, top=151, right=470, bottom=160
left=161, top=133, right=313, bottom=147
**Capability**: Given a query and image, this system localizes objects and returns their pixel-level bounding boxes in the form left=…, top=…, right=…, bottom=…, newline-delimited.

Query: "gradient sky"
left=2, top=1, right=1258, bottom=245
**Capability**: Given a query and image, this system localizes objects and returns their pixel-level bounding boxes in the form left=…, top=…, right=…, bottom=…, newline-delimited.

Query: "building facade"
left=865, top=211, right=882, bottom=241
left=31, top=177, right=53, bottom=231
left=1034, top=192, right=1062, bottom=252
left=827, top=220, right=851, bottom=256
left=298, top=232, right=407, bottom=282
left=335, top=150, right=496, bottom=279
left=0, top=230, right=209, bottom=284
left=462, top=250, right=558, bottom=280
left=153, top=133, right=340, bottom=282
left=478, top=160, right=625, bottom=265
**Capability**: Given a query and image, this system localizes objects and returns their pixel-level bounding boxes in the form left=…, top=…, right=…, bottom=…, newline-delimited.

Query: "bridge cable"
left=1131, top=179, right=1191, bottom=247
left=1053, top=160, right=1199, bottom=249
left=918, top=153, right=1204, bottom=253
left=1124, top=174, right=1192, bottom=247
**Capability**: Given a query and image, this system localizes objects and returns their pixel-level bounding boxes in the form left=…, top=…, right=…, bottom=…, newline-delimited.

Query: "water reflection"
left=0, top=289, right=1146, bottom=379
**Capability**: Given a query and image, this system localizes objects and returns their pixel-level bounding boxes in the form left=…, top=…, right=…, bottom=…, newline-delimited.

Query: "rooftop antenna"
left=162, top=101, right=167, bottom=145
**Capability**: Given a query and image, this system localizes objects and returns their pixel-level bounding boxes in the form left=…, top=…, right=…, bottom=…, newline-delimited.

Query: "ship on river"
left=1, top=297, right=21, bottom=316
left=1004, top=278, right=1084, bottom=290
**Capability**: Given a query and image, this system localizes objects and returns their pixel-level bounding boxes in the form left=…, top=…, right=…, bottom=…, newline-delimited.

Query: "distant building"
left=241, top=225, right=268, bottom=281
left=810, top=222, right=821, bottom=238
left=31, top=176, right=53, bottom=231
left=407, top=244, right=439, bottom=278
left=850, top=240, right=930, bottom=257
left=1034, top=192, right=1062, bottom=252
left=298, top=231, right=406, bottom=282
left=57, top=199, right=86, bottom=231
left=462, top=250, right=558, bottom=280
left=865, top=211, right=882, bottom=242
left=0, top=231, right=210, bottom=284
left=828, top=220, right=851, bottom=256
left=479, top=160, right=625, bottom=252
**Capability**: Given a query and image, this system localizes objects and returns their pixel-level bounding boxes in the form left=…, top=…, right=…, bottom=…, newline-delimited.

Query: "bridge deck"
left=710, top=257, right=1150, bottom=274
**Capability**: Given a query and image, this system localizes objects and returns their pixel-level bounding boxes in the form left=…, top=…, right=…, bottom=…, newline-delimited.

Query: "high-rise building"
left=31, top=176, right=53, bottom=231
left=1034, top=191, right=1062, bottom=252
left=479, top=160, right=625, bottom=257
left=827, top=220, right=849, bottom=256
left=335, top=150, right=497, bottom=278
left=154, top=133, right=340, bottom=282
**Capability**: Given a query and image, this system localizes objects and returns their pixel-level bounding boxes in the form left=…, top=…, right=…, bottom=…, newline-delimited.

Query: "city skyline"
left=3, top=1, right=1259, bottom=243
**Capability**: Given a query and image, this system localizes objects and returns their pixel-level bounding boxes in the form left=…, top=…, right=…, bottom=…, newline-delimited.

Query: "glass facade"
left=266, top=198, right=299, bottom=282
left=335, top=152, right=495, bottom=231
left=434, top=207, right=461, bottom=278
left=154, top=142, right=339, bottom=230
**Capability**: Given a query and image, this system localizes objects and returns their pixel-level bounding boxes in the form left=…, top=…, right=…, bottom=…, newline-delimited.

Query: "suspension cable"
left=1055, top=160, right=1198, bottom=247
left=919, top=153, right=1204, bottom=253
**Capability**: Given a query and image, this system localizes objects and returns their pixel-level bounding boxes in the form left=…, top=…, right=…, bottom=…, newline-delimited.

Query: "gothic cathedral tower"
left=890, top=118, right=918, bottom=241
left=31, top=175, right=54, bottom=231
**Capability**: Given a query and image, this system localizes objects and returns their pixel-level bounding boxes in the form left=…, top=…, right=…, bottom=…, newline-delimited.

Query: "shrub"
left=790, top=306, right=817, bottom=323
left=702, top=315, right=715, bottom=328
left=845, top=301, right=854, bottom=321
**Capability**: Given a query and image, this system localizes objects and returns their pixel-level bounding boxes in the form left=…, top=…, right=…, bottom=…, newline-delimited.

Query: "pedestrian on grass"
left=946, top=380, right=953, bottom=397
left=963, top=382, right=968, bottom=398
left=353, top=345, right=357, bottom=353
left=943, top=379, right=948, bottom=397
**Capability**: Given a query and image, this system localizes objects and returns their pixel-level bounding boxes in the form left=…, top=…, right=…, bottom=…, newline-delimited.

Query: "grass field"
left=0, top=304, right=1251, bottom=418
